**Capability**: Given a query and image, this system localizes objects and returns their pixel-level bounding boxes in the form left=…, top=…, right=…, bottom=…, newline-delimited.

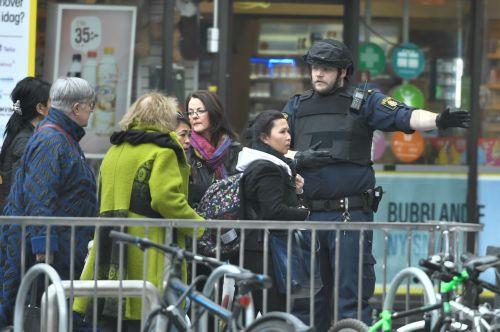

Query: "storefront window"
left=361, top=0, right=471, bottom=167
left=481, top=0, right=500, bottom=168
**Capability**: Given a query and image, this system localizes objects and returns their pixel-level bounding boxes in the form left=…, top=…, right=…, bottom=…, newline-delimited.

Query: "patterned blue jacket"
left=0, top=108, right=97, bottom=326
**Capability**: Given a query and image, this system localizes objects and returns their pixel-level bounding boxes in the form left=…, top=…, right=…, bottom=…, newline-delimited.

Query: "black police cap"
left=302, top=39, right=354, bottom=74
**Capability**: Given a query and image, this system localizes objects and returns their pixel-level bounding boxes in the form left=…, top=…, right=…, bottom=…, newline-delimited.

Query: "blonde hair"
left=119, top=92, right=178, bottom=132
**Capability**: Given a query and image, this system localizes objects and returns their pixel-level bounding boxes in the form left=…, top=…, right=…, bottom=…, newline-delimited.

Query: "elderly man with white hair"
left=0, top=77, right=97, bottom=327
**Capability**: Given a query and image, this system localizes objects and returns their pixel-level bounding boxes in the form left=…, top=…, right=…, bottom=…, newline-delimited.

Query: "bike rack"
left=40, top=280, right=165, bottom=332
left=382, top=267, right=439, bottom=329
left=13, top=263, right=67, bottom=332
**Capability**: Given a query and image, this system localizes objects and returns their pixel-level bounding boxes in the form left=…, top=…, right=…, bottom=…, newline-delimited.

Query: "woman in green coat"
left=74, top=92, right=203, bottom=329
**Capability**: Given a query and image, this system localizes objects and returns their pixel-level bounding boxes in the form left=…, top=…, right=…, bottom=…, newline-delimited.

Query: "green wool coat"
left=73, top=127, right=203, bottom=321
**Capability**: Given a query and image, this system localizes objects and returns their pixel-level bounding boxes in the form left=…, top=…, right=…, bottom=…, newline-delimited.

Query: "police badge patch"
left=380, top=96, right=399, bottom=111
left=282, top=112, right=288, bottom=120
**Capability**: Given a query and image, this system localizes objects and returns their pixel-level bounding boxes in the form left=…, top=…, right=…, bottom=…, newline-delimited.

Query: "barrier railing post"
left=2, top=217, right=483, bottom=332
left=14, top=263, right=67, bottom=332
left=333, top=224, right=341, bottom=324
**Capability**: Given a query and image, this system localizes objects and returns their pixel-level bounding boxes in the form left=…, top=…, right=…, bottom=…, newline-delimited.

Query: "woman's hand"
left=295, top=174, right=305, bottom=194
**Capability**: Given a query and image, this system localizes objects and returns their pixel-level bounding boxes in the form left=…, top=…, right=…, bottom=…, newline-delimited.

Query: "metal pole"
left=162, top=0, right=175, bottom=94
left=467, top=0, right=484, bottom=250
left=217, top=0, right=233, bottom=113
left=343, top=0, right=360, bottom=71
left=364, top=0, right=372, bottom=42
left=402, top=0, right=409, bottom=43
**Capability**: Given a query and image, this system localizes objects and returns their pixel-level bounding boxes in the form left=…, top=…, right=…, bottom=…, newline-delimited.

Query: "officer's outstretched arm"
left=410, top=108, right=471, bottom=131
left=409, top=109, right=438, bottom=131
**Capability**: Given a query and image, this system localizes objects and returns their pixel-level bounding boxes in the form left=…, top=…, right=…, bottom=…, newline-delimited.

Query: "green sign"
left=390, top=83, right=425, bottom=109
left=359, top=42, right=386, bottom=77
left=391, top=43, right=425, bottom=79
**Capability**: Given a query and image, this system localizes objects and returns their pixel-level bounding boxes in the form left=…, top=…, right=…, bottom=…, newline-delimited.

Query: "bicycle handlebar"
left=419, top=258, right=442, bottom=272
left=109, top=230, right=224, bottom=268
left=419, top=254, right=500, bottom=296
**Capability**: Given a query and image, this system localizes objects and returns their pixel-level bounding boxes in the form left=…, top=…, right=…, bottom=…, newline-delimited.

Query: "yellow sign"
left=0, top=0, right=38, bottom=147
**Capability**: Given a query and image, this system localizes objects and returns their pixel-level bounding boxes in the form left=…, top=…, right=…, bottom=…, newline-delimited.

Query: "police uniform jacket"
left=282, top=86, right=415, bottom=201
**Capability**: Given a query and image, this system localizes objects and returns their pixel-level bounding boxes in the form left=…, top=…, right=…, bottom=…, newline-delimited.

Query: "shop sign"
left=390, top=83, right=425, bottom=109
left=359, top=42, right=386, bottom=77
left=373, top=172, right=499, bottom=286
left=391, top=131, right=424, bottom=163
left=0, top=0, right=36, bottom=148
left=391, top=43, right=425, bottom=79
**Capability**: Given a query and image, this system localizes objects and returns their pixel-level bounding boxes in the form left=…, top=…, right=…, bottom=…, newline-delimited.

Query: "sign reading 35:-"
left=70, top=16, right=101, bottom=51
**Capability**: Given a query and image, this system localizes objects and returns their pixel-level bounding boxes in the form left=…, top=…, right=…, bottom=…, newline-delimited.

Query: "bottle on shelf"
left=94, top=47, right=118, bottom=135
left=67, top=54, right=82, bottom=78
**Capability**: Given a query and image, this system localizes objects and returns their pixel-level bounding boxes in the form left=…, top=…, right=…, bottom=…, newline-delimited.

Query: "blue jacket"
left=0, top=108, right=97, bottom=326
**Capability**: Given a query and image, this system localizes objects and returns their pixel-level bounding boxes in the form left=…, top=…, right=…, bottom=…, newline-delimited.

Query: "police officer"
left=282, top=39, right=470, bottom=331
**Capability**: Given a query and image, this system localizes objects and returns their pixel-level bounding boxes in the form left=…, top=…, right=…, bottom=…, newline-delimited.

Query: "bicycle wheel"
left=328, top=318, right=368, bottom=332
left=245, top=312, right=314, bottom=332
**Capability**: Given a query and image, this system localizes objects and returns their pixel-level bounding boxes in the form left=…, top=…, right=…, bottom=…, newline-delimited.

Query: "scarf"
left=110, top=130, right=185, bottom=162
left=253, top=140, right=297, bottom=177
left=190, top=131, right=232, bottom=179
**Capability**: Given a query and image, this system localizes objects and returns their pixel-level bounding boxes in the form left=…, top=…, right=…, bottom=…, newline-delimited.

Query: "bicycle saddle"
left=461, top=253, right=500, bottom=272
left=226, top=272, right=273, bottom=291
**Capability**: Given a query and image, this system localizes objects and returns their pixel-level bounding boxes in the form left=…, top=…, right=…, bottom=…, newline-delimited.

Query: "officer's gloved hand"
left=435, top=108, right=471, bottom=129
left=294, top=141, right=332, bottom=170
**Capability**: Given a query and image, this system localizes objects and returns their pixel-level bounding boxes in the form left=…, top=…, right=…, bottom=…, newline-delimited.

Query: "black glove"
left=294, top=141, right=332, bottom=170
left=435, top=108, right=471, bottom=129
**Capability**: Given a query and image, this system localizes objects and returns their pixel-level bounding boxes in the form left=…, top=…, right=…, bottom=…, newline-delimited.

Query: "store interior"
left=33, top=0, right=500, bottom=167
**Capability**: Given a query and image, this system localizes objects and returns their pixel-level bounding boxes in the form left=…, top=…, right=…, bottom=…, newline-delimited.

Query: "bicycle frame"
left=369, top=267, right=438, bottom=332
left=109, top=231, right=261, bottom=332
left=370, top=257, right=500, bottom=332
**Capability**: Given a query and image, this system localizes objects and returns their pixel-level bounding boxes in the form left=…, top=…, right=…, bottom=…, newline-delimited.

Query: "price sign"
left=70, top=16, right=101, bottom=51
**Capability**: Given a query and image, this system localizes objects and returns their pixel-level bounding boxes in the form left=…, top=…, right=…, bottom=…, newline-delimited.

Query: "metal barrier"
left=40, top=280, right=164, bottom=332
left=0, top=216, right=482, bottom=331
left=13, top=263, right=67, bottom=332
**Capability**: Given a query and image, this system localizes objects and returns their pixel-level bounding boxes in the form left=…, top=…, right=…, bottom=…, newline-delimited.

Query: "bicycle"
left=109, top=230, right=314, bottom=332
left=329, top=253, right=500, bottom=332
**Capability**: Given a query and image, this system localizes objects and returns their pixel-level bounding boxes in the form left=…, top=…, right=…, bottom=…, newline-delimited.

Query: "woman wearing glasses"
left=184, top=90, right=241, bottom=207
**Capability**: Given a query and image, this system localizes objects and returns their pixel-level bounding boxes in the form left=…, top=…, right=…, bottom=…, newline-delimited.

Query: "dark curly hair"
left=0, top=77, right=51, bottom=165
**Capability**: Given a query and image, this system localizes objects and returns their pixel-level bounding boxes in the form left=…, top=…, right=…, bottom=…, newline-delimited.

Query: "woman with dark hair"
left=0, top=77, right=51, bottom=210
left=185, top=90, right=241, bottom=206
left=175, top=111, right=191, bottom=152
left=236, top=110, right=309, bottom=314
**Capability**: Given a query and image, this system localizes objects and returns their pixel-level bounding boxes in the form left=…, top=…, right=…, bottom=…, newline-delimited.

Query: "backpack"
left=196, top=173, right=243, bottom=220
left=195, top=173, right=243, bottom=259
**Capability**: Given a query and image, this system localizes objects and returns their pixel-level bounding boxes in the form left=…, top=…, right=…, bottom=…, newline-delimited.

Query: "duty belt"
left=309, top=195, right=366, bottom=212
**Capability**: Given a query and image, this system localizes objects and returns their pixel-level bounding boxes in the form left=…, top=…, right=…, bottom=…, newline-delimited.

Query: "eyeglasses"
left=187, top=109, right=207, bottom=117
left=78, top=101, right=95, bottom=110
